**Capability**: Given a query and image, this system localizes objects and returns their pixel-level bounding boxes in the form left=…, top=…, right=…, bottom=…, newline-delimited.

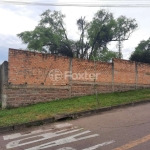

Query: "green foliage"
left=18, top=9, right=138, bottom=60
left=18, top=10, right=73, bottom=57
left=87, top=10, right=138, bottom=59
left=115, top=16, right=138, bottom=41
left=93, top=48, right=119, bottom=62
left=88, top=10, right=115, bottom=47
left=130, top=38, right=150, bottom=63
left=1, top=89, right=150, bottom=127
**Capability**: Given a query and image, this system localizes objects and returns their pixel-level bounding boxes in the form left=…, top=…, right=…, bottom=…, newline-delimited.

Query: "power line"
left=1, top=1, right=150, bottom=7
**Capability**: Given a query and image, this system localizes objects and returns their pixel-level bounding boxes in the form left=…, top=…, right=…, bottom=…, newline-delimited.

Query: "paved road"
left=1, top=103, right=150, bottom=150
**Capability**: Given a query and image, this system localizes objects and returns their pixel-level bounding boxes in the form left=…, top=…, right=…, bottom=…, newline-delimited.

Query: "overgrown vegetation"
left=0, top=89, right=150, bottom=127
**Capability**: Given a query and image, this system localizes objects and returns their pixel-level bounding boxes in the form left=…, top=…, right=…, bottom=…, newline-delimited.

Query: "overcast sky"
left=0, top=0, right=150, bottom=64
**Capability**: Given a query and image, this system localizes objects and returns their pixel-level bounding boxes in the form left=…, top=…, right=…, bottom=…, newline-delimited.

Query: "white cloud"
left=0, top=7, right=38, bottom=35
left=0, top=34, right=26, bottom=48
left=0, top=1, right=150, bottom=62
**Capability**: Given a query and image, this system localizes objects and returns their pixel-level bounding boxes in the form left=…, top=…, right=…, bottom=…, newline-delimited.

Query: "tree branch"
left=89, top=13, right=110, bottom=59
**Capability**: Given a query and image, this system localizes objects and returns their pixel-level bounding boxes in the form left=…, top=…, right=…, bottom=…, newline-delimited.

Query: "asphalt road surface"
left=1, top=103, right=150, bottom=150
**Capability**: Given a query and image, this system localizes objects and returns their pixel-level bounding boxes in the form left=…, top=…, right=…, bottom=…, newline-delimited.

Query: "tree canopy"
left=92, top=48, right=119, bottom=62
left=18, top=9, right=138, bottom=61
left=18, top=10, right=74, bottom=57
left=87, top=10, right=138, bottom=59
left=130, top=38, right=150, bottom=63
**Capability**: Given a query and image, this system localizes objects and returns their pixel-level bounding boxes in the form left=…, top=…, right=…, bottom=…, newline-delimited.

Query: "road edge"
left=0, top=99, right=150, bottom=133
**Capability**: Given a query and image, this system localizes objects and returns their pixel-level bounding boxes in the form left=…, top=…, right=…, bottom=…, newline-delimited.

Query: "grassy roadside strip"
left=0, top=89, right=150, bottom=127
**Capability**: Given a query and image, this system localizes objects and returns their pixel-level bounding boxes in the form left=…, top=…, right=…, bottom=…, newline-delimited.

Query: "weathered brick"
left=2, top=49, right=150, bottom=108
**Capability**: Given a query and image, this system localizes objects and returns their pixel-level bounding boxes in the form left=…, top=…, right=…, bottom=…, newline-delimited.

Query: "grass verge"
left=0, top=89, right=150, bottom=127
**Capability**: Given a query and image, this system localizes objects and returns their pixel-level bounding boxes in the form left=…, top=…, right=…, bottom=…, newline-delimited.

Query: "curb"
left=0, top=99, right=150, bottom=133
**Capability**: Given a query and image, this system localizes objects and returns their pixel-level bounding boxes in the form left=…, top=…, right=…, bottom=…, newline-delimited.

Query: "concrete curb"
left=0, top=99, right=150, bottom=133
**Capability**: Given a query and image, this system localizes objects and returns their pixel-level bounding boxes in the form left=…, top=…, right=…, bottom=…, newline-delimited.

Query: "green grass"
left=0, top=89, right=150, bottom=127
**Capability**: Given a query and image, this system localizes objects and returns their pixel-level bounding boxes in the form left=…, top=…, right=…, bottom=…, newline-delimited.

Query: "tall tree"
left=17, top=10, right=73, bottom=57
left=18, top=9, right=138, bottom=60
left=130, top=38, right=150, bottom=63
left=115, top=16, right=138, bottom=58
left=75, top=17, right=90, bottom=58
left=87, top=10, right=138, bottom=59
left=87, top=9, right=116, bottom=59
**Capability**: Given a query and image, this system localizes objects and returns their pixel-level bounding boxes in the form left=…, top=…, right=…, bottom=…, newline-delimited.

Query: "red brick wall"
left=3, top=85, right=70, bottom=107
left=72, top=59, right=112, bottom=83
left=72, top=59, right=95, bottom=82
left=2, top=48, right=150, bottom=108
left=8, top=49, right=70, bottom=86
left=114, top=59, right=136, bottom=84
left=137, top=63, right=150, bottom=85
left=96, top=61, right=112, bottom=83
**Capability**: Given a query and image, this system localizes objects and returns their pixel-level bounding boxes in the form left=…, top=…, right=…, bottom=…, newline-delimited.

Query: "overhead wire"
left=0, top=0, right=150, bottom=7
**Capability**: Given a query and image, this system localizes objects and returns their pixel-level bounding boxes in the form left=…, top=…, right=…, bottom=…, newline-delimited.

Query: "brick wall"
left=8, top=49, right=70, bottom=86
left=114, top=59, right=136, bottom=84
left=137, top=63, right=150, bottom=85
left=1, top=48, right=150, bottom=108
left=3, top=85, right=70, bottom=108
left=71, top=59, right=113, bottom=96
